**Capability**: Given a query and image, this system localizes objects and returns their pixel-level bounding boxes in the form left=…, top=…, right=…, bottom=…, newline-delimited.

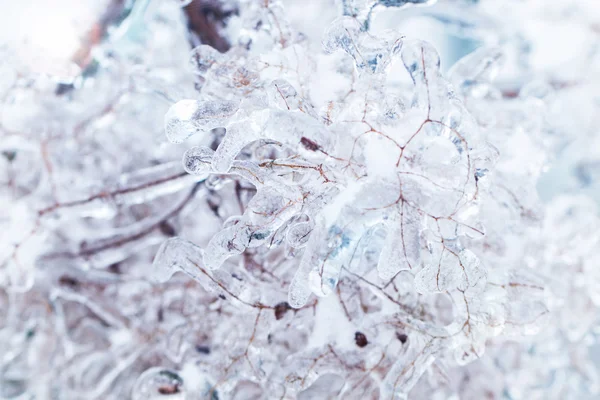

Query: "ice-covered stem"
left=152, top=237, right=266, bottom=309
left=40, top=182, right=202, bottom=269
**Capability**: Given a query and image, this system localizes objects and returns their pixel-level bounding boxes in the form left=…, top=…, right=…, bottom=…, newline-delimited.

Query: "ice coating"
left=154, top=9, right=532, bottom=394
left=376, top=202, right=422, bottom=281
left=164, top=99, right=239, bottom=143
left=4, top=0, right=590, bottom=398
left=182, top=146, right=214, bottom=175
left=131, top=367, right=186, bottom=400
left=167, top=9, right=497, bottom=351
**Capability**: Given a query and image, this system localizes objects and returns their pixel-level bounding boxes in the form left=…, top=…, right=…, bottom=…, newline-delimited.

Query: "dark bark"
left=183, top=0, right=237, bottom=53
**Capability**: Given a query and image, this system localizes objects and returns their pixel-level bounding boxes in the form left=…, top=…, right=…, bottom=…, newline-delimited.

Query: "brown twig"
left=183, top=0, right=234, bottom=52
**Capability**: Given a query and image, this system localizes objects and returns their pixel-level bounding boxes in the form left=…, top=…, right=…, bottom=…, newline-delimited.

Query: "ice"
left=203, top=226, right=251, bottom=270
left=211, top=121, right=261, bottom=173
left=448, top=47, right=504, bottom=97
left=322, top=17, right=363, bottom=57
left=189, top=44, right=224, bottom=79
left=164, top=99, right=239, bottom=144
left=401, top=39, right=449, bottom=120
left=8, top=0, right=596, bottom=398
left=414, top=246, right=486, bottom=294
left=152, top=237, right=205, bottom=283
left=202, top=184, right=302, bottom=270
left=286, top=220, right=313, bottom=248
left=289, top=218, right=327, bottom=308
left=377, top=203, right=422, bottom=280
left=131, top=367, right=185, bottom=400
left=182, top=146, right=214, bottom=175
